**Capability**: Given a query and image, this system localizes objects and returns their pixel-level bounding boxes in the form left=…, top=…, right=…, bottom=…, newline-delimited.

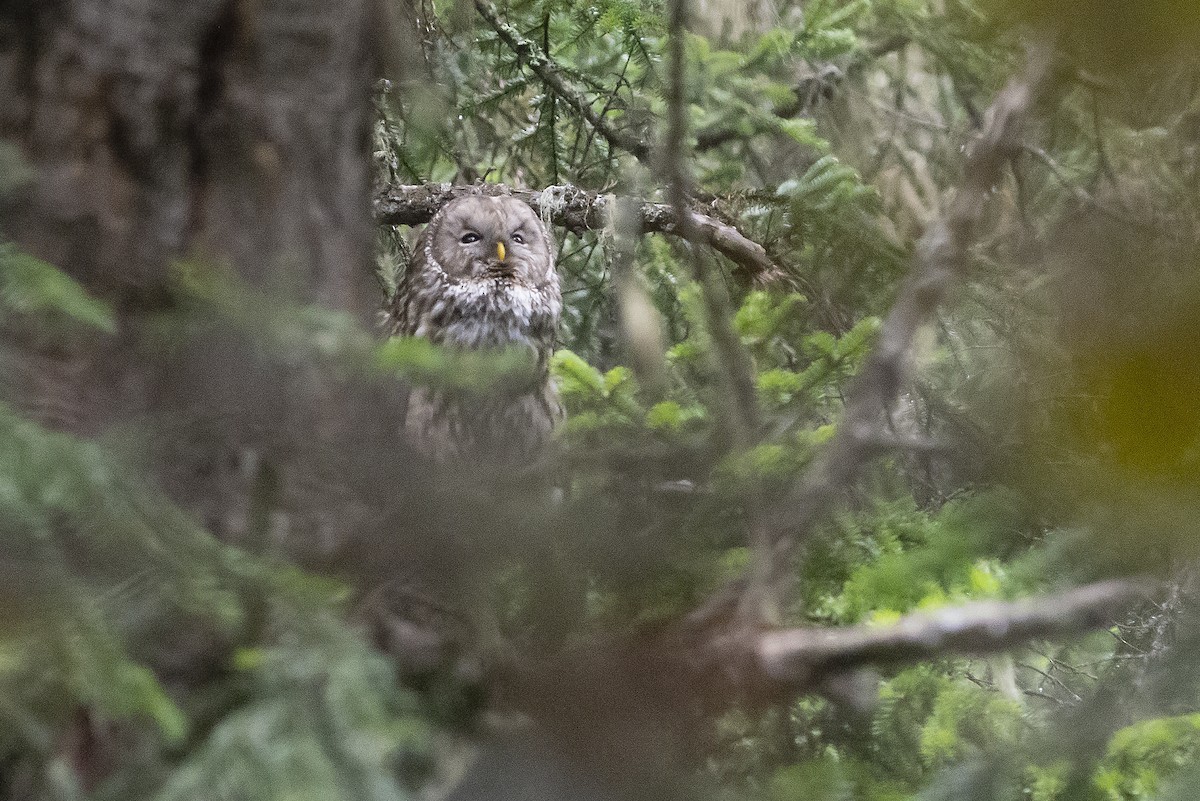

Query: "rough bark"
left=0, top=0, right=379, bottom=433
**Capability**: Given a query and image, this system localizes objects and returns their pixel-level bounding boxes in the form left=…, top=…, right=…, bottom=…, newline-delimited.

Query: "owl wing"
left=388, top=268, right=419, bottom=337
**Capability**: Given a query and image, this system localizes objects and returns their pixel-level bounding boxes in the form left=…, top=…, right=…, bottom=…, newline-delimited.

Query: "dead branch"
left=374, top=182, right=787, bottom=284
left=474, top=0, right=651, bottom=162
left=738, top=39, right=1059, bottom=618
left=755, top=579, right=1155, bottom=689
left=525, top=578, right=1153, bottom=725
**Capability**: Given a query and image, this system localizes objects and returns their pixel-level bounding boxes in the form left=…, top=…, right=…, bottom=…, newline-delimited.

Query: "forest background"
left=2, top=0, right=1200, bottom=799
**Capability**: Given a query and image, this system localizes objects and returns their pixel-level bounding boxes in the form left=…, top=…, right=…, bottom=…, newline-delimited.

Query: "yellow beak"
left=496, top=241, right=506, bottom=262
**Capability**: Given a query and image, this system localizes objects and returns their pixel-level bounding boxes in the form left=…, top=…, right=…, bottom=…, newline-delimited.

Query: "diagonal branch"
left=727, top=39, right=1059, bottom=624
left=755, top=579, right=1156, bottom=691
left=474, top=0, right=651, bottom=162
left=374, top=182, right=788, bottom=284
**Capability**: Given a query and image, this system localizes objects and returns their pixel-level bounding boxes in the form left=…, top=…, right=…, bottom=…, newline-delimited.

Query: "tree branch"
left=756, top=579, right=1156, bottom=689
left=374, top=182, right=787, bottom=284
left=474, top=0, right=651, bottom=161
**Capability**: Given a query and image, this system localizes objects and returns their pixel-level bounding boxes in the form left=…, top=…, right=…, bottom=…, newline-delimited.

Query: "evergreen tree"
left=2, top=1, right=1200, bottom=799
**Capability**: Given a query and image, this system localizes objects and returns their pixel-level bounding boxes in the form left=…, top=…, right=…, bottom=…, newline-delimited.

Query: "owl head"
left=394, top=194, right=561, bottom=349
left=423, top=195, right=556, bottom=290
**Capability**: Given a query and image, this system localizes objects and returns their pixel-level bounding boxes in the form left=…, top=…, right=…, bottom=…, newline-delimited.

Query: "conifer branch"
left=474, top=0, right=651, bottom=162
left=694, top=36, right=909, bottom=152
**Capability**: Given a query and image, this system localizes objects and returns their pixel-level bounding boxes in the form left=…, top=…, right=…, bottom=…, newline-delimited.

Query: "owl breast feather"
left=415, top=279, right=560, bottom=349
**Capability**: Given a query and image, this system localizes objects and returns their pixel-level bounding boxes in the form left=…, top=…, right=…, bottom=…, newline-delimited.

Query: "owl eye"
left=511, top=233, right=525, bottom=244
left=460, top=232, right=480, bottom=244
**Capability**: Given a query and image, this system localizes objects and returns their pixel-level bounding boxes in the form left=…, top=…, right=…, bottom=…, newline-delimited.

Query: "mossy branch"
left=374, top=182, right=788, bottom=285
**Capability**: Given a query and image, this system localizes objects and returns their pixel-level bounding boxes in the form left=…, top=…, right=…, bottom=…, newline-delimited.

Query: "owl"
left=389, top=194, right=564, bottom=462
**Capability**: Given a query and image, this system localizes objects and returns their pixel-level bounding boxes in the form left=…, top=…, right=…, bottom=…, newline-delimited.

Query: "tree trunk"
left=0, top=0, right=380, bottom=432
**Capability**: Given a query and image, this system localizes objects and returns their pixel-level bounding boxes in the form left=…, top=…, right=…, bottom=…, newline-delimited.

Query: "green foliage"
left=376, top=337, right=542, bottom=394
left=157, top=618, right=425, bottom=801
left=816, top=492, right=1026, bottom=624
left=408, top=0, right=1200, bottom=780
left=0, top=256, right=428, bottom=799
left=918, top=682, right=1022, bottom=766
left=770, top=757, right=854, bottom=801
left=7, top=0, right=1200, bottom=799
left=0, top=243, right=116, bottom=334
left=1094, top=714, right=1200, bottom=800
left=553, top=349, right=652, bottom=438
left=0, top=140, right=33, bottom=198
left=0, top=401, right=250, bottom=626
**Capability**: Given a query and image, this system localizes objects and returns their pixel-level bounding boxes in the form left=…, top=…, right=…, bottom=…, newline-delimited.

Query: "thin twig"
left=1017, top=661, right=1084, bottom=701
left=1020, top=143, right=1170, bottom=237
left=1022, top=144, right=1101, bottom=208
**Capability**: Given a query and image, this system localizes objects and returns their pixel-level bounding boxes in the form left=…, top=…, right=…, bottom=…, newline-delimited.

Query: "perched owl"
left=389, top=194, right=563, bottom=462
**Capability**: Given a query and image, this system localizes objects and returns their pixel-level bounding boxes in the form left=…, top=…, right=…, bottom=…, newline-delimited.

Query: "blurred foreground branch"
left=755, top=579, right=1155, bottom=689
left=511, top=579, right=1152, bottom=727
left=374, top=183, right=787, bottom=284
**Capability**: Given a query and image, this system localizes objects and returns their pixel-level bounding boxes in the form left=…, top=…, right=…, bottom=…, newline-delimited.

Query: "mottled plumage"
left=389, top=195, right=563, bottom=461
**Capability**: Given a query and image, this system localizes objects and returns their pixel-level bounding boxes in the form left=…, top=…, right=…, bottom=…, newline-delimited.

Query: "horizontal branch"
left=374, top=183, right=787, bottom=284
left=493, top=580, right=1153, bottom=735
left=756, top=579, right=1156, bottom=689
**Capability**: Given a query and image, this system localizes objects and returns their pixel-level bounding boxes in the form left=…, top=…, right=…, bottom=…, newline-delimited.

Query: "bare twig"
left=474, top=0, right=651, bottom=161
left=1017, top=661, right=1084, bottom=701
left=755, top=579, right=1155, bottom=689
left=1022, top=144, right=1103, bottom=208
left=740, top=40, right=1058, bottom=616
left=1020, top=144, right=1171, bottom=237
left=374, top=182, right=788, bottom=284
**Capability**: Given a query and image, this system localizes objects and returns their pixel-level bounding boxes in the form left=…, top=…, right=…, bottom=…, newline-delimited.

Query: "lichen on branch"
left=374, top=182, right=787, bottom=285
